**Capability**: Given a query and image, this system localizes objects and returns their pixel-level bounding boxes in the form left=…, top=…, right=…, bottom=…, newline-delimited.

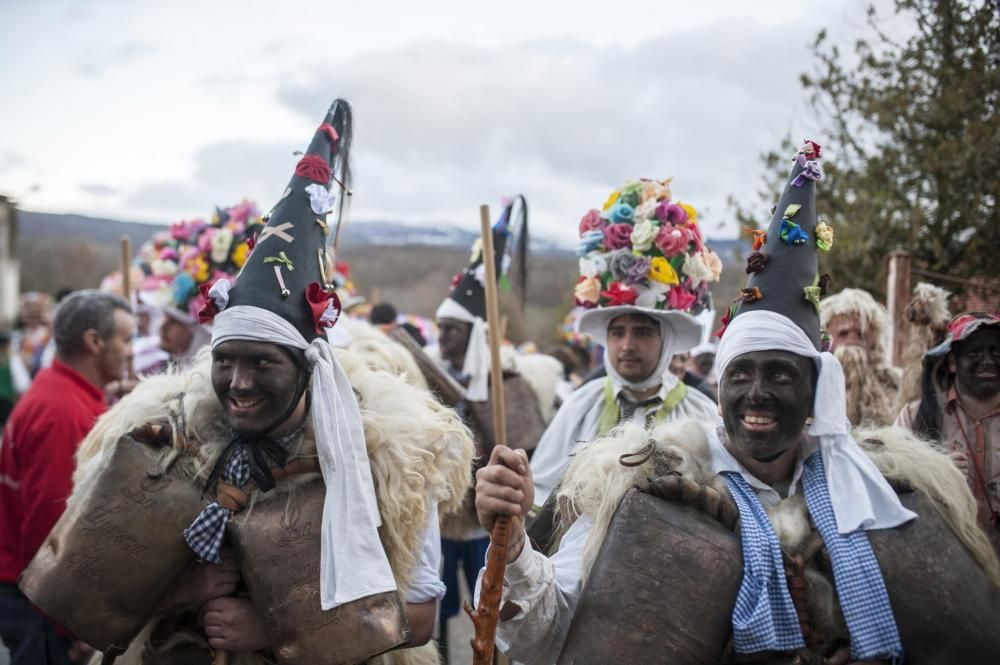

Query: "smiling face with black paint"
left=211, top=339, right=304, bottom=437
left=720, top=350, right=817, bottom=463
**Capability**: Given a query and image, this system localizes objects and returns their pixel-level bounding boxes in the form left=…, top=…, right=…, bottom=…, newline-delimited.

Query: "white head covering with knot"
left=212, top=305, right=396, bottom=609
left=715, top=309, right=916, bottom=533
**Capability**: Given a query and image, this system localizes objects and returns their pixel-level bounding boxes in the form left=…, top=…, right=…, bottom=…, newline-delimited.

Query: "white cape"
left=531, top=377, right=720, bottom=505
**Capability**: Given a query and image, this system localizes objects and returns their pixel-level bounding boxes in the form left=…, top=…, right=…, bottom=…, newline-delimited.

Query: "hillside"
left=14, top=209, right=745, bottom=344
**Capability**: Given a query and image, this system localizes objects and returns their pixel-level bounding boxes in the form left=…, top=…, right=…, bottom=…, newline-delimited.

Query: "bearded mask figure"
left=820, top=289, right=901, bottom=426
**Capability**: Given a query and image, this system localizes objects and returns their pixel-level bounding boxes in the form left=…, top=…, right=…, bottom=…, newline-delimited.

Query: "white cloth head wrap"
left=602, top=315, right=681, bottom=392
left=212, top=305, right=396, bottom=609
left=715, top=310, right=916, bottom=533
left=435, top=298, right=490, bottom=401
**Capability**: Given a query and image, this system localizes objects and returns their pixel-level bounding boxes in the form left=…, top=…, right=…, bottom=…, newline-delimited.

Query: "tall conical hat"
left=438, top=195, right=528, bottom=321
left=199, top=100, right=352, bottom=338
left=718, top=140, right=830, bottom=349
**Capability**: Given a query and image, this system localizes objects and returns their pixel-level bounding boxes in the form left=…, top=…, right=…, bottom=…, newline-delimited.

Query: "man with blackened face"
left=465, top=142, right=1000, bottom=664
left=897, top=312, right=1000, bottom=555
left=719, top=350, right=816, bottom=484
left=211, top=340, right=308, bottom=439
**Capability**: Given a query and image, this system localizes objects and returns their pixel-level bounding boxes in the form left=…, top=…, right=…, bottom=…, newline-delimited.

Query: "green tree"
left=732, top=0, right=1000, bottom=300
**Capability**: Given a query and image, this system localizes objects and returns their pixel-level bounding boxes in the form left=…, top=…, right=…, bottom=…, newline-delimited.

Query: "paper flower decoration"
left=572, top=178, right=721, bottom=313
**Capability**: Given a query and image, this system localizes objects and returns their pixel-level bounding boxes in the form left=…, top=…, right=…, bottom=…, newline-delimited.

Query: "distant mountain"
left=16, top=209, right=742, bottom=263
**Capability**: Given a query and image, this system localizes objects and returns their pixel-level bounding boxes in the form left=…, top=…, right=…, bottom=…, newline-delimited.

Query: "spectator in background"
left=12, top=292, right=52, bottom=378
left=896, top=312, right=1000, bottom=555
left=689, top=342, right=717, bottom=396
left=0, top=330, right=31, bottom=426
left=668, top=351, right=716, bottom=402
left=820, top=288, right=901, bottom=426
left=370, top=301, right=427, bottom=346
left=0, top=291, right=135, bottom=664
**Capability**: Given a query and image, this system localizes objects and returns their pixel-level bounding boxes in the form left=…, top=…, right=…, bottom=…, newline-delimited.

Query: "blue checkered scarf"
left=722, top=452, right=904, bottom=663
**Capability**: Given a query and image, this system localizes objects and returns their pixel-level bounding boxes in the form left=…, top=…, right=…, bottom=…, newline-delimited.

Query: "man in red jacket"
left=0, top=290, right=134, bottom=664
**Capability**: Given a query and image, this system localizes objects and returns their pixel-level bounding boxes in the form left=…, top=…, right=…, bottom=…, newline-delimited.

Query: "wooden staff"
left=464, top=205, right=512, bottom=665
left=120, top=235, right=132, bottom=302
left=120, top=235, right=135, bottom=380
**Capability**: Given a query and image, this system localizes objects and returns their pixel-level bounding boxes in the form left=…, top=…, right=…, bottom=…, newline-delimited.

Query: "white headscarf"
left=435, top=298, right=490, bottom=401
left=715, top=310, right=916, bottom=533
left=212, top=306, right=396, bottom=609
left=602, top=315, right=681, bottom=392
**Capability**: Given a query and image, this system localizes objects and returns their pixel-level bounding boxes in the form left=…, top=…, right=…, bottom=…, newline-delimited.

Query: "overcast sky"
left=0, top=0, right=898, bottom=245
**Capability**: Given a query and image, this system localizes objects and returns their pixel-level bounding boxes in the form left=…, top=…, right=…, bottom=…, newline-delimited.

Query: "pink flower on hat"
left=667, top=285, right=697, bottom=311
left=655, top=224, right=688, bottom=256
left=603, top=223, right=634, bottom=250
left=578, top=209, right=606, bottom=236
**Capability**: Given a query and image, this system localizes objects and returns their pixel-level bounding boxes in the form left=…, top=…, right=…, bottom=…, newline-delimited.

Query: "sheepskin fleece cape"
left=557, top=420, right=1000, bottom=592
left=73, top=350, right=474, bottom=665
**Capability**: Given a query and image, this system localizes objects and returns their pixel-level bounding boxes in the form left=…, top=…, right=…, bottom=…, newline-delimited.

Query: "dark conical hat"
left=439, top=196, right=528, bottom=321
left=724, top=140, right=828, bottom=349
left=210, top=100, right=353, bottom=341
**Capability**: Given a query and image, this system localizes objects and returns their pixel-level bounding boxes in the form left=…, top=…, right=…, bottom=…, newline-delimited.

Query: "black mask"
left=720, top=350, right=817, bottom=462
left=952, top=327, right=1000, bottom=401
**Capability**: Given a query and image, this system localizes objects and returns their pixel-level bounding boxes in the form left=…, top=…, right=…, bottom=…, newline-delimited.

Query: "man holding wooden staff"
left=473, top=143, right=1000, bottom=664
left=429, top=196, right=559, bottom=662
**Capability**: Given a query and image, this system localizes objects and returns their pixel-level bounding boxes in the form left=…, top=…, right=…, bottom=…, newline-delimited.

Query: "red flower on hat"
left=667, top=285, right=696, bottom=311
left=196, top=282, right=219, bottom=323
left=600, top=281, right=638, bottom=307
left=295, top=155, right=332, bottom=184
left=306, top=282, right=342, bottom=335
left=318, top=122, right=340, bottom=144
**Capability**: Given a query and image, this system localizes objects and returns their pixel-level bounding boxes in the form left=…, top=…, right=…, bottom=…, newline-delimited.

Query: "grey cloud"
left=80, top=183, right=120, bottom=196
left=124, top=140, right=299, bottom=217
left=0, top=153, right=27, bottom=172
left=270, top=18, right=814, bottom=244
left=76, top=41, right=155, bottom=77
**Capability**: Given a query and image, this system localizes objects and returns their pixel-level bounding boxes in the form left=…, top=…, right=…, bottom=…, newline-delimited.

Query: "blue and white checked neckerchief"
left=722, top=451, right=904, bottom=663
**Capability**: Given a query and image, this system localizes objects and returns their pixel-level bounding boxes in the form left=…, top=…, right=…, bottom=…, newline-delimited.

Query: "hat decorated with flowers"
left=718, top=139, right=829, bottom=348
left=133, top=199, right=265, bottom=324
left=574, top=178, right=721, bottom=348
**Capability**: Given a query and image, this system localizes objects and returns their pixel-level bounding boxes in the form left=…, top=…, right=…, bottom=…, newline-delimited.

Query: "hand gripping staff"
left=464, top=205, right=512, bottom=665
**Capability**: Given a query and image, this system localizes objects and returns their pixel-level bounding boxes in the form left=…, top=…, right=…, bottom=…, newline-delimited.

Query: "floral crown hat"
left=574, top=178, right=721, bottom=347
left=132, top=199, right=264, bottom=324
left=717, top=140, right=829, bottom=348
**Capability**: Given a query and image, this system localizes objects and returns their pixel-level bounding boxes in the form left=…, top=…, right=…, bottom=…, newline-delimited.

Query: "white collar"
left=707, top=426, right=819, bottom=506
left=616, top=380, right=669, bottom=404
